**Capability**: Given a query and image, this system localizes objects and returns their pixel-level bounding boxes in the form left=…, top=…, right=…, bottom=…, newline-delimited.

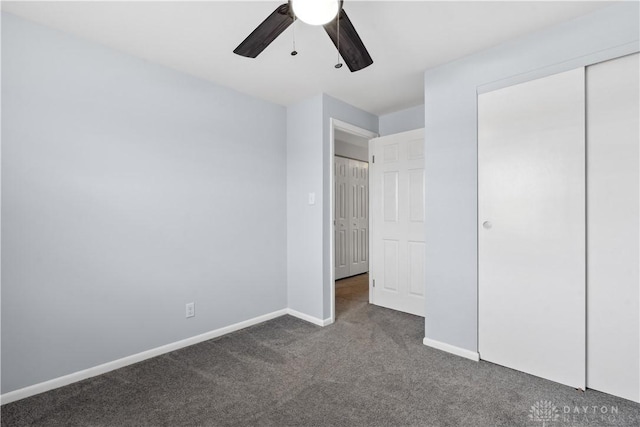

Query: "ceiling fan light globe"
left=292, top=0, right=340, bottom=26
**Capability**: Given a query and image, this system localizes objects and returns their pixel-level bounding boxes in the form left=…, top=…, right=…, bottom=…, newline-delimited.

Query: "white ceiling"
left=2, top=1, right=613, bottom=115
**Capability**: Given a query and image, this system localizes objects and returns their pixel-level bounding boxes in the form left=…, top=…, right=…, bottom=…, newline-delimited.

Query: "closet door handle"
left=482, top=221, right=492, bottom=230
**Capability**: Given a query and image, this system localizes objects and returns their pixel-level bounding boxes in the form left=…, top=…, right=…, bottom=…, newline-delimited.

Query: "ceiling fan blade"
left=324, top=9, right=373, bottom=72
left=234, top=3, right=293, bottom=58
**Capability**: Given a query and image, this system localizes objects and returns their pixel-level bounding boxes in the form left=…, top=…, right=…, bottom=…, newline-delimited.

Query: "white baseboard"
left=1, top=308, right=288, bottom=405
left=286, top=308, right=333, bottom=327
left=1, top=306, right=336, bottom=405
left=423, top=337, right=480, bottom=362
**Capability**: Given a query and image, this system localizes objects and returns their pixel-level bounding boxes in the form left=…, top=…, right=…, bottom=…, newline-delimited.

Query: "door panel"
left=349, top=160, right=369, bottom=275
left=408, top=169, right=424, bottom=222
left=587, top=53, right=640, bottom=402
left=408, top=242, right=425, bottom=297
left=383, top=172, right=398, bottom=222
left=478, top=68, right=586, bottom=389
left=334, top=156, right=350, bottom=280
left=370, top=129, right=425, bottom=317
left=383, top=240, right=399, bottom=291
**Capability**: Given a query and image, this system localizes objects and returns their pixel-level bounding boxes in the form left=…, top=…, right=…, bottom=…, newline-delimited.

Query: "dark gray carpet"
left=2, top=273, right=639, bottom=426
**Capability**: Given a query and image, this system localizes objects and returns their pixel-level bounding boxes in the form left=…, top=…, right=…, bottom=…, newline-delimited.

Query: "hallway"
left=335, top=273, right=369, bottom=319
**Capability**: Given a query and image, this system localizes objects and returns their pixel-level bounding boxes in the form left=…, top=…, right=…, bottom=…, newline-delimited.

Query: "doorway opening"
left=329, top=119, right=378, bottom=323
left=335, top=273, right=369, bottom=318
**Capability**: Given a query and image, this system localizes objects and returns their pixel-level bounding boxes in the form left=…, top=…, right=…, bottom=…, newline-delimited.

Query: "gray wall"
left=334, top=140, right=367, bottom=162
left=423, top=2, right=640, bottom=352
left=1, top=13, right=287, bottom=394
left=286, top=95, right=324, bottom=318
left=285, top=94, right=377, bottom=321
left=379, top=105, right=425, bottom=136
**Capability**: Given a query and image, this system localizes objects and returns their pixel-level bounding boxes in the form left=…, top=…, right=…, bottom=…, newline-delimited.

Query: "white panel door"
left=335, top=157, right=369, bottom=279
left=370, top=129, right=425, bottom=317
left=478, top=68, right=586, bottom=389
left=349, top=159, right=369, bottom=276
left=335, top=156, right=350, bottom=280
left=587, top=53, right=640, bottom=402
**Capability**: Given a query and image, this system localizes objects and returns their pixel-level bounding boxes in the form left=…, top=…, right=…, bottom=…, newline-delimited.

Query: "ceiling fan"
left=233, top=0, right=373, bottom=72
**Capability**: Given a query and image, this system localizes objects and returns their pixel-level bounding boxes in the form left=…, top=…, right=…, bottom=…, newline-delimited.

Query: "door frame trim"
left=329, top=118, right=378, bottom=323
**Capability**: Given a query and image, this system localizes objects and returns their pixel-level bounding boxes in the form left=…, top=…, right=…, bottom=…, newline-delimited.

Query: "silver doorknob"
left=482, top=221, right=492, bottom=229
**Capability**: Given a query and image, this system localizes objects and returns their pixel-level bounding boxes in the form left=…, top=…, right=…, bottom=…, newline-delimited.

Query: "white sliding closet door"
left=478, top=68, right=586, bottom=389
left=587, top=53, right=640, bottom=403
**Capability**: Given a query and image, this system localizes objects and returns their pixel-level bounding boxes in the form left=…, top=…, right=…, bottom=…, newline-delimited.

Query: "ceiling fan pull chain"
left=335, top=11, right=342, bottom=68
left=291, top=16, right=298, bottom=56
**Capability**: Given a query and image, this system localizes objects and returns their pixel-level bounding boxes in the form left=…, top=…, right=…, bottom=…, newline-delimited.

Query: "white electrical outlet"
left=186, top=302, right=195, bottom=318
